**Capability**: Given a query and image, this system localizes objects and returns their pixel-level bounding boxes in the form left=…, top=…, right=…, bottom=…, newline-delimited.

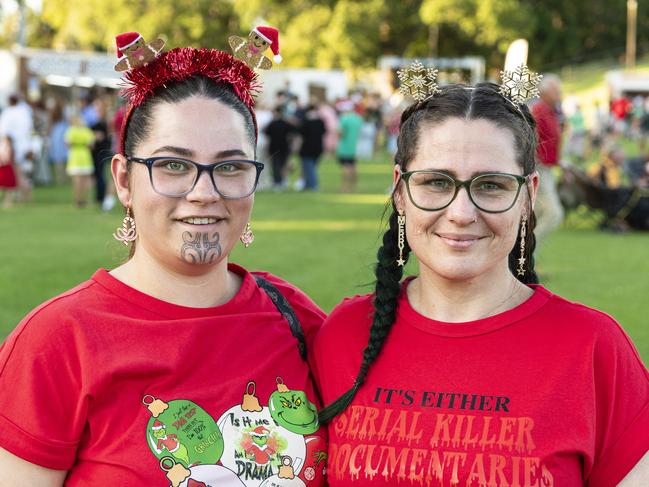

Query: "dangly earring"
left=516, top=214, right=528, bottom=277
left=396, top=211, right=406, bottom=267
left=240, top=222, right=254, bottom=248
left=113, top=207, right=137, bottom=245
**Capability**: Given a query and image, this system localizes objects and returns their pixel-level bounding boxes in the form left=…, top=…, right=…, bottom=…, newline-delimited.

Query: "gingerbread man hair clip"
left=228, top=26, right=282, bottom=70
left=499, top=64, right=542, bottom=104
left=114, top=32, right=165, bottom=72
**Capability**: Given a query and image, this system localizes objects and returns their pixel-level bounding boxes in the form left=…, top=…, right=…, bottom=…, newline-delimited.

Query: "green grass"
left=1, top=153, right=648, bottom=364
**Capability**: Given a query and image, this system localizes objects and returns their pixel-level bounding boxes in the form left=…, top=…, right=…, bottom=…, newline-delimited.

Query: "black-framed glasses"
left=127, top=156, right=264, bottom=198
left=399, top=170, right=530, bottom=213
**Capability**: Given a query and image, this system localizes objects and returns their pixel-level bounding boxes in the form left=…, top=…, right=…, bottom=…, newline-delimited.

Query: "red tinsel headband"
left=119, top=47, right=261, bottom=155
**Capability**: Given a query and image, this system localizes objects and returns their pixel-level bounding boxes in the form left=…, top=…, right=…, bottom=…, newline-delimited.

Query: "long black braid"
left=319, top=83, right=541, bottom=424
left=319, top=208, right=410, bottom=423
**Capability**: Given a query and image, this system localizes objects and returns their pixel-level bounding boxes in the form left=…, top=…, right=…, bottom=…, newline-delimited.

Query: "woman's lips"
left=436, top=233, right=484, bottom=249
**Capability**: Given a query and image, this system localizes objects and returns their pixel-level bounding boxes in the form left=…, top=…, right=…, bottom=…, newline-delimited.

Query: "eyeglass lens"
left=406, top=172, right=522, bottom=212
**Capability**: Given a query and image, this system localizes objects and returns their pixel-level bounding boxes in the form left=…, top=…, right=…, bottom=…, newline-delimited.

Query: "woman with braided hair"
left=313, top=82, right=649, bottom=486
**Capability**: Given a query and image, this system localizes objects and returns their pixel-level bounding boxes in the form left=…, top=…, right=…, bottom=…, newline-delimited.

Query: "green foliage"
left=4, top=0, right=648, bottom=71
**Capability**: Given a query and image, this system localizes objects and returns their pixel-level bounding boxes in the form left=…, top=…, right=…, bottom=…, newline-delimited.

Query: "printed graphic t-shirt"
left=313, top=283, right=649, bottom=487
left=0, top=264, right=328, bottom=486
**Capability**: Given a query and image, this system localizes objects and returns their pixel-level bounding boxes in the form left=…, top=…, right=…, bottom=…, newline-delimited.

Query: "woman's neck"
left=110, top=246, right=241, bottom=308
left=407, top=263, right=532, bottom=323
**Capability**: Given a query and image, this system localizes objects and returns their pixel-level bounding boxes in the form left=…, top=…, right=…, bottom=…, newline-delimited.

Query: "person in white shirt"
left=0, top=94, right=34, bottom=202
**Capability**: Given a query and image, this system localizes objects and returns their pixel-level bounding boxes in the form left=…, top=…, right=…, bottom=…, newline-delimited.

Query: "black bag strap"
left=253, top=274, right=308, bottom=361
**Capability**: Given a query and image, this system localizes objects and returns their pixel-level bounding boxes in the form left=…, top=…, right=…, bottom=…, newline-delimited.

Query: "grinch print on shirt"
left=217, top=378, right=325, bottom=486
left=143, top=378, right=327, bottom=487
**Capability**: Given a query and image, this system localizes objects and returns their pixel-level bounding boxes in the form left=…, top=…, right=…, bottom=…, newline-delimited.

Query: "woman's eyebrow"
left=215, top=149, right=248, bottom=159
left=151, top=145, right=193, bottom=157
left=149, top=147, right=248, bottom=160
left=417, top=168, right=510, bottom=178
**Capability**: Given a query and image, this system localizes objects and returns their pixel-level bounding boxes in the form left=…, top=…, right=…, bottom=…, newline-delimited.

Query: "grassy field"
left=1, top=154, right=648, bottom=363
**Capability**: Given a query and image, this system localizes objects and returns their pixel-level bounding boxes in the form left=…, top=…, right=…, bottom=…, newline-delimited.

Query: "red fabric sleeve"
left=586, top=315, right=649, bottom=487
left=0, top=295, right=89, bottom=470
left=531, top=102, right=560, bottom=166
left=312, top=294, right=373, bottom=404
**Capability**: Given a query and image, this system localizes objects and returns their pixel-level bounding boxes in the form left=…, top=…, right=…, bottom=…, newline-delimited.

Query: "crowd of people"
left=0, top=93, right=122, bottom=210
left=256, top=89, right=402, bottom=193
left=0, top=88, right=405, bottom=206
left=527, top=76, right=649, bottom=236
left=2, top=74, right=649, bottom=233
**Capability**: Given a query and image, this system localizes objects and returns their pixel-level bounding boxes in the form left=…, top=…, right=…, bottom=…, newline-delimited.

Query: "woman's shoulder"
left=318, top=292, right=375, bottom=339
left=1, top=275, right=104, bottom=366
left=540, top=286, right=644, bottom=356
left=542, top=286, right=623, bottom=327
left=329, top=292, right=375, bottom=320
left=248, top=269, right=324, bottom=316
left=10, top=275, right=103, bottom=330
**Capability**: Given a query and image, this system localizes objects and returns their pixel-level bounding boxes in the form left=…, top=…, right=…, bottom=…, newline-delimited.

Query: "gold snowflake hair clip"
left=397, top=60, right=440, bottom=102
left=499, top=64, right=542, bottom=104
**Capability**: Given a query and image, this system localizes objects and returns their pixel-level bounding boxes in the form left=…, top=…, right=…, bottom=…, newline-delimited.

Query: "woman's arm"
left=0, top=447, right=66, bottom=487
left=618, top=450, right=649, bottom=486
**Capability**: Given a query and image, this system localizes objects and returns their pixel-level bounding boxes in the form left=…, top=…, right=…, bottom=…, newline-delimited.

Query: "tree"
left=40, top=0, right=238, bottom=52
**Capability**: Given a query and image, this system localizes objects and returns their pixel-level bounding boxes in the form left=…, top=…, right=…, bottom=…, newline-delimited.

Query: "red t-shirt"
left=531, top=100, right=561, bottom=167
left=313, top=281, right=649, bottom=487
left=0, top=264, right=328, bottom=486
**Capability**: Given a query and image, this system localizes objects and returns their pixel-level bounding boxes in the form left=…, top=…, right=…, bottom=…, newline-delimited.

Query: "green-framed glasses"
left=399, top=170, right=530, bottom=213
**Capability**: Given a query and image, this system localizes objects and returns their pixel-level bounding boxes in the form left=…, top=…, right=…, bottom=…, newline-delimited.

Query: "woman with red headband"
left=0, top=32, right=327, bottom=486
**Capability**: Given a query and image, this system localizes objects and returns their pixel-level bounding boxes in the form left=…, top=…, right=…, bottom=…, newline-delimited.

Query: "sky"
left=1, top=0, right=42, bottom=15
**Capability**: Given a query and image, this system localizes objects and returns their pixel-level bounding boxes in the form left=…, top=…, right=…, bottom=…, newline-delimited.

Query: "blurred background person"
left=356, top=110, right=377, bottom=161
left=336, top=100, right=363, bottom=193
left=255, top=102, right=274, bottom=190
left=65, top=114, right=95, bottom=208
left=90, top=98, right=116, bottom=211
left=319, top=100, right=339, bottom=155
left=566, top=102, right=587, bottom=163
left=385, top=106, right=402, bottom=156
left=298, top=103, right=326, bottom=191
left=588, top=144, right=626, bottom=190
left=47, top=101, right=69, bottom=185
left=0, top=135, right=17, bottom=209
left=531, top=74, right=565, bottom=243
left=264, top=106, right=297, bottom=190
left=0, top=94, right=34, bottom=203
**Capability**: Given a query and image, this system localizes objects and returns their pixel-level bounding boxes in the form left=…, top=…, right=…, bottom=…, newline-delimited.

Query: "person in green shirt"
left=336, top=101, right=363, bottom=192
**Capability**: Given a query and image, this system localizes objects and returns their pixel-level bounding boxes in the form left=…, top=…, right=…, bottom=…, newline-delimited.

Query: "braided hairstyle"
left=319, top=83, right=539, bottom=424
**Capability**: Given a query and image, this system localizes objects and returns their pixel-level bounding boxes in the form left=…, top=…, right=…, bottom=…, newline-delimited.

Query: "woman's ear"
left=527, top=170, right=540, bottom=212
left=111, top=154, right=132, bottom=207
left=392, top=164, right=405, bottom=212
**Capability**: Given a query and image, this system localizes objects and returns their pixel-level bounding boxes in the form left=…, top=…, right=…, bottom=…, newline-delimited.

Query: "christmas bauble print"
left=259, top=456, right=307, bottom=487
left=217, top=382, right=307, bottom=487
left=144, top=395, right=224, bottom=467
left=160, top=457, right=246, bottom=487
left=299, top=436, right=327, bottom=484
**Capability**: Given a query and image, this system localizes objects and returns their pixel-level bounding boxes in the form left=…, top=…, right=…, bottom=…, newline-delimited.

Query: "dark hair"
left=319, top=82, right=539, bottom=424
left=124, top=75, right=256, bottom=157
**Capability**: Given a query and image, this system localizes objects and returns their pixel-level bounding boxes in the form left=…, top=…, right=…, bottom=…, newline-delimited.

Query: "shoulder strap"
left=253, top=274, right=308, bottom=361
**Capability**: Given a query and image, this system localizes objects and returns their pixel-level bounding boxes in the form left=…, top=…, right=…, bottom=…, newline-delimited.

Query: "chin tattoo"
left=180, top=231, right=223, bottom=264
